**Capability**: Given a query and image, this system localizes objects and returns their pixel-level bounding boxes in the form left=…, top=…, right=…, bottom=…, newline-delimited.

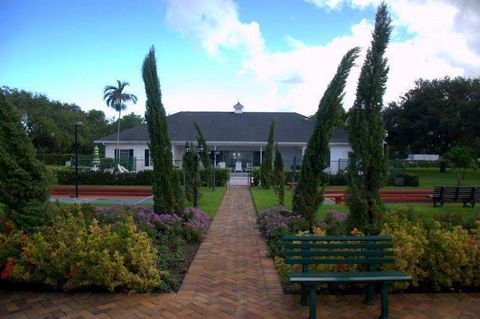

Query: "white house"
left=94, top=103, right=351, bottom=173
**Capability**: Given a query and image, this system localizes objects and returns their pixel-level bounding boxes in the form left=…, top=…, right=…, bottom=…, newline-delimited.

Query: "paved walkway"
left=1, top=187, right=479, bottom=318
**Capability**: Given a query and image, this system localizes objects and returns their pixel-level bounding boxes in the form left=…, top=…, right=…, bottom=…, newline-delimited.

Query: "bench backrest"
left=283, top=236, right=394, bottom=271
left=434, top=186, right=477, bottom=200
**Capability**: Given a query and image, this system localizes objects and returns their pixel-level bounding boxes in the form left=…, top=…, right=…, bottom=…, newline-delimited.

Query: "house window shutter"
left=145, top=149, right=150, bottom=167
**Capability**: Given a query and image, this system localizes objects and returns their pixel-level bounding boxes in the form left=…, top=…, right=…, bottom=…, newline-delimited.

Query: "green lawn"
left=186, top=187, right=226, bottom=219
left=405, top=167, right=480, bottom=188
left=250, top=187, right=480, bottom=223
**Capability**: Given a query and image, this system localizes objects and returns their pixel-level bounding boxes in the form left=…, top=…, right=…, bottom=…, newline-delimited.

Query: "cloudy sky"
left=1, top=0, right=479, bottom=118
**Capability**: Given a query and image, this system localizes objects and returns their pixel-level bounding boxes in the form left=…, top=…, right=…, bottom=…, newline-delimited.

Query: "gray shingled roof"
left=95, top=111, right=349, bottom=144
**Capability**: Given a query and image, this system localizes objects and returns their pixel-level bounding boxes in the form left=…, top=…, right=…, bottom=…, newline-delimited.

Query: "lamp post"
left=193, top=144, right=203, bottom=208
left=74, top=122, right=83, bottom=198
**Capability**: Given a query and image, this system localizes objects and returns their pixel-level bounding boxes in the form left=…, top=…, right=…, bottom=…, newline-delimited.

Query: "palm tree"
left=103, top=80, right=137, bottom=165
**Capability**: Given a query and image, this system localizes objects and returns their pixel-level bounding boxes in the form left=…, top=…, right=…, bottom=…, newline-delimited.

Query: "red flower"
left=469, top=239, right=477, bottom=246
left=1, top=258, right=16, bottom=279
left=336, top=263, right=346, bottom=271
left=65, top=266, right=78, bottom=279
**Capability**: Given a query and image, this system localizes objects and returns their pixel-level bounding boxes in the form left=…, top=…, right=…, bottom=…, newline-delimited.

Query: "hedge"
left=37, top=153, right=72, bottom=166
left=55, top=168, right=230, bottom=186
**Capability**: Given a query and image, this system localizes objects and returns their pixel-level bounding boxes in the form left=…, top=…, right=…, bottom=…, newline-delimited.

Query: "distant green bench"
left=428, top=186, right=479, bottom=208
left=283, top=235, right=411, bottom=319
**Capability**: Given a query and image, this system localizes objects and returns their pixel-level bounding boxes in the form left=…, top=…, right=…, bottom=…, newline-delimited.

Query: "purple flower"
left=257, top=206, right=304, bottom=237
left=325, top=210, right=346, bottom=223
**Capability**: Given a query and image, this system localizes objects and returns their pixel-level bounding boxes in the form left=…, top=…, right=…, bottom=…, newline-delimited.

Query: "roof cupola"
left=233, top=101, right=244, bottom=114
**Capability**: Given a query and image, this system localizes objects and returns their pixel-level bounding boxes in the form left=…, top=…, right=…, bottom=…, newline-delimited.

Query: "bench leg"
left=301, top=284, right=308, bottom=306
left=308, top=286, right=317, bottom=319
left=379, top=283, right=389, bottom=319
left=364, top=283, right=375, bottom=305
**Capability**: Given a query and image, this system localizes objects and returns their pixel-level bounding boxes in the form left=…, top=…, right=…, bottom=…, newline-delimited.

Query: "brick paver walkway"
left=1, top=187, right=479, bottom=318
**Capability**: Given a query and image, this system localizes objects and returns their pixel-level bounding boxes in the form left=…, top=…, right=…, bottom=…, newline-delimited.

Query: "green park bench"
left=428, top=186, right=478, bottom=208
left=283, top=235, right=411, bottom=319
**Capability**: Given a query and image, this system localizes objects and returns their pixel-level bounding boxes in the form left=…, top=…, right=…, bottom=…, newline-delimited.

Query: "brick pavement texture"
left=1, top=187, right=479, bottom=318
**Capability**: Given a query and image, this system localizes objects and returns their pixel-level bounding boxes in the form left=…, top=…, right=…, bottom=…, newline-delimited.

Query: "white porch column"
left=171, top=144, right=176, bottom=165
left=260, top=145, right=263, bottom=164
left=301, top=146, right=306, bottom=162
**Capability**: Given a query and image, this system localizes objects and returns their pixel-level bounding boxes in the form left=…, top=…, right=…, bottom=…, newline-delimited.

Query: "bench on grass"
left=283, top=235, right=411, bottom=319
left=428, top=186, right=478, bottom=208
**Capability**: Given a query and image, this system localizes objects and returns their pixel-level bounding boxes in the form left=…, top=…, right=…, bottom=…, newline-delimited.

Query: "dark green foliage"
left=54, top=167, right=229, bottom=187
left=0, top=92, right=49, bottom=232
left=182, top=142, right=198, bottom=202
left=273, top=144, right=285, bottom=205
left=193, top=121, right=213, bottom=188
left=383, top=77, right=480, bottom=158
left=1, top=87, right=144, bottom=155
left=199, top=168, right=229, bottom=187
left=142, top=47, right=184, bottom=214
left=346, top=3, right=392, bottom=234
left=260, top=118, right=276, bottom=188
left=292, top=47, right=360, bottom=227
left=36, top=153, right=73, bottom=165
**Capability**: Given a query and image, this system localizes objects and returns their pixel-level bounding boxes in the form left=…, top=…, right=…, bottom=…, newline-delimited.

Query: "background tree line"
left=0, top=86, right=144, bottom=155
left=382, top=77, right=480, bottom=158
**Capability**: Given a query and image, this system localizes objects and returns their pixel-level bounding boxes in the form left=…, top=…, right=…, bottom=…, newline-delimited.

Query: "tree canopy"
left=1, top=87, right=144, bottom=155
left=383, top=77, right=480, bottom=157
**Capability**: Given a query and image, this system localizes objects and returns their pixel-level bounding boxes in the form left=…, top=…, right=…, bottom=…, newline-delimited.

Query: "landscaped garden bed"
left=0, top=204, right=212, bottom=293
left=252, top=188, right=480, bottom=294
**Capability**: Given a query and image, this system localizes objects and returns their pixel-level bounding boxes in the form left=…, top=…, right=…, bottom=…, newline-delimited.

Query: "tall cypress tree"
left=193, top=121, right=213, bottom=188
left=0, top=92, right=49, bottom=232
left=292, top=47, right=360, bottom=226
left=273, top=143, right=285, bottom=206
left=260, top=118, right=276, bottom=188
left=142, top=46, right=184, bottom=214
left=182, top=142, right=197, bottom=202
left=346, top=2, right=391, bottom=234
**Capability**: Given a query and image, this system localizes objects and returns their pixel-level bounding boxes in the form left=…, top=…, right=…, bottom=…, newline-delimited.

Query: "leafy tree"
left=292, top=47, right=359, bottom=226
left=193, top=121, right=212, bottom=188
left=273, top=143, right=285, bottom=206
left=444, top=145, right=477, bottom=185
left=383, top=77, right=480, bottom=158
left=182, top=142, right=197, bottom=202
left=260, top=118, right=276, bottom=188
left=346, top=2, right=391, bottom=234
left=0, top=91, right=49, bottom=232
left=142, top=46, right=184, bottom=214
left=113, top=112, right=145, bottom=132
left=103, top=80, right=138, bottom=163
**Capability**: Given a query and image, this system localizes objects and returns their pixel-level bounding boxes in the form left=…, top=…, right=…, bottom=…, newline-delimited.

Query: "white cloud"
left=165, top=0, right=480, bottom=115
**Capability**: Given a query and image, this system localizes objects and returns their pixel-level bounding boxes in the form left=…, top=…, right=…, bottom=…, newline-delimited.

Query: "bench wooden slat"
left=287, top=271, right=412, bottom=283
left=284, top=257, right=395, bottom=265
left=284, top=250, right=394, bottom=257
left=284, top=243, right=393, bottom=249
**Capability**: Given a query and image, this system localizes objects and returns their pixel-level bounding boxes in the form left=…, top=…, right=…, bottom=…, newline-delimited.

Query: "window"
left=114, top=149, right=133, bottom=162
left=145, top=149, right=150, bottom=167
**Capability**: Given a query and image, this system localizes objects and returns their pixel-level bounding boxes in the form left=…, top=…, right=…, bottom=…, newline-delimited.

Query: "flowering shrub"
left=257, top=206, right=309, bottom=257
left=322, top=210, right=347, bottom=235
left=8, top=214, right=162, bottom=292
left=93, top=206, right=210, bottom=241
